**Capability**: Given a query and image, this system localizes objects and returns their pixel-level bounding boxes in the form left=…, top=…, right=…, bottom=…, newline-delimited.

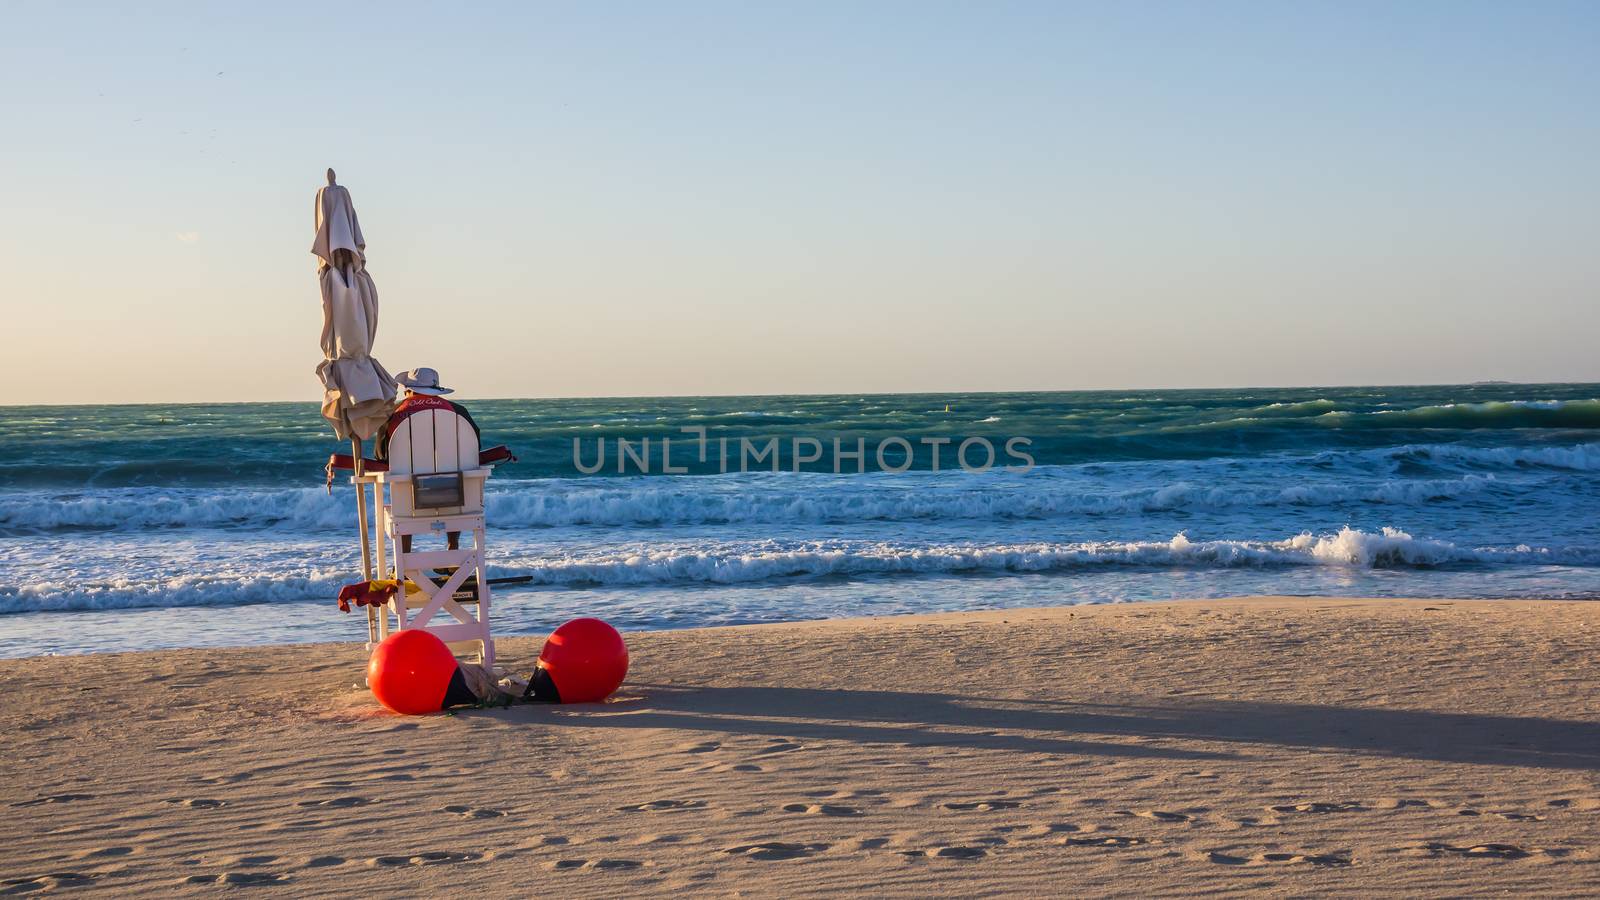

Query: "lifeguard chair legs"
left=376, top=511, right=495, bottom=670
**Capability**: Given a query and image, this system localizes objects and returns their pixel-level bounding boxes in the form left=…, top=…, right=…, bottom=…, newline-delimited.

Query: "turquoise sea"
left=1, top=384, right=1597, bottom=656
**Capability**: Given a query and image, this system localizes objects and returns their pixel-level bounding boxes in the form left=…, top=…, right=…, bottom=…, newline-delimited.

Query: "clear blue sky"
left=3, top=1, right=1597, bottom=404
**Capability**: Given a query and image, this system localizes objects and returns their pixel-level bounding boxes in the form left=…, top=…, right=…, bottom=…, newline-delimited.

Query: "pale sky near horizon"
left=3, top=1, right=1597, bottom=405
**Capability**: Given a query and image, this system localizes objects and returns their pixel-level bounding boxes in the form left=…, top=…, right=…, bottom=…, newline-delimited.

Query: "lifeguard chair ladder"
left=363, top=404, right=498, bottom=669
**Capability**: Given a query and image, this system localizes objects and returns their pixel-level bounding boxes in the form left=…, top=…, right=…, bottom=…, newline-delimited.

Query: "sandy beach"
left=3, top=597, right=1597, bottom=897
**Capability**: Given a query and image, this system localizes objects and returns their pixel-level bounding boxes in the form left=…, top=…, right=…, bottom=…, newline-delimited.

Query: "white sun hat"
left=394, top=367, right=454, bottom=396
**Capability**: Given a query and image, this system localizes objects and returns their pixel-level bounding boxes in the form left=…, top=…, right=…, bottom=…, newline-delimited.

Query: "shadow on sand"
left=510, top=685, right=1600, bottom=770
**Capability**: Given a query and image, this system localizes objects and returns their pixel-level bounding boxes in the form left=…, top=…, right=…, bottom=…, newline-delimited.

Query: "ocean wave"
left=2, top=437, right=1592, bottom=534
left=1251, top=398, right=1341, bottom=417
left=1164, top=399, right=1600, bottom=436
left=490, top=477, right=1394, bottom=527
left=0, top=487, right=352, bottom=532
left=1382, top=442, right=1600, bottom=471
left=0, top=470, right=1512, bottom=533
left=5, top=527, right=1592, bottom=613
left=0, top=570, right=352, bottom=615
left=490, top=528, right=1594, bottom=587
left=1320, top=399, right=1600, bottom=430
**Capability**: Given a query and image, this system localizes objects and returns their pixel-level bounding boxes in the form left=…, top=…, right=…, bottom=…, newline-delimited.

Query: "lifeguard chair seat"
left=373, top=402, right=497, bottom=668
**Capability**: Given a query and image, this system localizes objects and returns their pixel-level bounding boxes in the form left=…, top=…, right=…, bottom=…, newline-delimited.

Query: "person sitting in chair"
left=378, top=367, right=481, bottom=553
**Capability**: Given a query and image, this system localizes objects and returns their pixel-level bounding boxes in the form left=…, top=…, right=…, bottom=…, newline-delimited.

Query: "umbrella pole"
left=352, top=436, right=378, bottom=645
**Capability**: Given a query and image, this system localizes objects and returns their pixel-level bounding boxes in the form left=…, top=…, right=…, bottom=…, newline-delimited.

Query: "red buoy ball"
left=538, top=618, right=629, bottom=703
left=368, top=629, right=458, bottom=715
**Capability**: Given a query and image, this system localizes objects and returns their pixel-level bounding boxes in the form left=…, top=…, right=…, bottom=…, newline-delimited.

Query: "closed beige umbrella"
left=313, top=169, right=394, bottom=439
left=313, top=169, right=393, bottom=640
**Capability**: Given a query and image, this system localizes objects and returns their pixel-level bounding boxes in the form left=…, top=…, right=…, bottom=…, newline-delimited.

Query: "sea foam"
left=4, top=527, right=1591, bottom=614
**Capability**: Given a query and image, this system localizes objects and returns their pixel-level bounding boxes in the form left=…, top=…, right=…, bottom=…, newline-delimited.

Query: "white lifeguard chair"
left=358, top=403, right=500, bottom=669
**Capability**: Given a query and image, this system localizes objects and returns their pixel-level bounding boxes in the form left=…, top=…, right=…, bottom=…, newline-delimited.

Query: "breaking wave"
left=0, top=468, right=1526, bottom=532
left=0, top=570, right=352, bottom=615
left=1320, top=398, right=1600, bottom=430
left=1251, top=398, right=1342, bottom=417
left=0, top=487, right=351, bottom=532
left=1381, top=441, right=1600, bottom=471
left=489, top=528, right=1596, bottom=587
left=4, top=437, right=1596, bottom=533
left=4, top=527, right=1593, bottom=613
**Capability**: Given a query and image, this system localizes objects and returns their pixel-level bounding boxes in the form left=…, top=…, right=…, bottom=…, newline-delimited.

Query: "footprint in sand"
left=3, top=873, right=96, bottom=893
left=1271, top=852, right=1352, bottom=868
left=1385, top=797, right=1444, bottom=807
left=723, top=842, right=829, bottom=861
left=943, top=800, right=1021, bottom=812
left=443, top=804, right=509, bottom=819
left=503, top=834, right=569, bottom=852
left=1548, top=798, right=1600, bottom=811
left=1456, top=809, right=1546, bottom=822
left=183, top=872, right=290, bottom=886
left=781, top=803, right=863, bottom=817
left=753, top=740, right=803, bottom=756
left=196, top=772, right=254, bottom=785
left=1269, top=802, right=1365, bottom=814
left=223, top=856, right=280, bottom=867
left=304, top=856, right=345, bottom=868
left=298, top=797, right=374, bottom=808
left=1220, top=815, right=1280, bottom=829
left=72, top=846, right=136, bottom=859
left=1010, top=822, right=1090, bottom=839
left=167, top=798, right=226, bottom=809
left=371, top=851, right=484, bottom=867
left=901, top=846, right=988, bottom=860
left=549, top=858, right=644, bottom=871
left=679, top=741, right=721, bottom=754
left=1205, top=850, right=1352, bottom=868
left=618, top=800, right=707, bottom=812
left=1405, top=842, right=1565, bottom=861
left=1061, top=835, right=1150, bottom=848
left=1205, top=851, right=1250, bottom=865
left=1118, top=810, right=1197, bottom=824
left=11, top=794, right=94, bottom=808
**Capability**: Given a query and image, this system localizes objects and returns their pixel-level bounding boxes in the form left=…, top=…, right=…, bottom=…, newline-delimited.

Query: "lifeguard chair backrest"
left=385, top=402, right=480, bottom=476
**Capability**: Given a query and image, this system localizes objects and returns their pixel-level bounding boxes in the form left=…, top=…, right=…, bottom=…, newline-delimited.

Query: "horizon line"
left=3, top=379, right=1595, bottom=410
